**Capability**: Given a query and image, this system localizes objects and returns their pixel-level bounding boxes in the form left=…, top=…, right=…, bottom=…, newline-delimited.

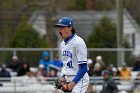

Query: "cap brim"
left=54, top=24, right=68, bottom=27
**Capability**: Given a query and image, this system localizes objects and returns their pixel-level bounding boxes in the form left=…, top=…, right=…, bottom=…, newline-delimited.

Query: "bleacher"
left=0, top=73, right=139, bottom=93
left=0, top=77, right=57, bottom=93
left=0, top=66, right=139, bottom=93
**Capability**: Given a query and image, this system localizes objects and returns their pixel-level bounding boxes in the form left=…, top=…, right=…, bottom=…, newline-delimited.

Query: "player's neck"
left=64, top=33, right=75, bottom=43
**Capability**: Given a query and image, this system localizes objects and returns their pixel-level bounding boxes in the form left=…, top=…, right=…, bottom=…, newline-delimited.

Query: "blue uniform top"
left=39, top=51, right=52, bottom=69
left=51, top=60, right=63, bottom=68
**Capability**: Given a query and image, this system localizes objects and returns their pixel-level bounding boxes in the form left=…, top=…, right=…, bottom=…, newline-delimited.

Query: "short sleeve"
left=76, top=39, right=87, bottom=64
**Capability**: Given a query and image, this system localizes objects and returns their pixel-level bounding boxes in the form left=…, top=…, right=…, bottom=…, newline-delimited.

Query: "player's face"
left=57, top=27, right=72, bottom=39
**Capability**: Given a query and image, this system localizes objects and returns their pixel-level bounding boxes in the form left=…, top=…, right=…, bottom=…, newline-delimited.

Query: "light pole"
left=116, top=0, right=124, bottom=66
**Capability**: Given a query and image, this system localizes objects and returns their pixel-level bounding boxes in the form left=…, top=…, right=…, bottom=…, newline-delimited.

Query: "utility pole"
left=45, top=0, right=57, bottom=48
left=116, top=0, right=124, bottom=66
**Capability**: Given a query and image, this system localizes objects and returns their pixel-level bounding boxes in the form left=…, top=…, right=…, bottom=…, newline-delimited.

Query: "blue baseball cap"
left=42, top=51, right=49, bottom=58
left=55, top=17, right=73, bottom=27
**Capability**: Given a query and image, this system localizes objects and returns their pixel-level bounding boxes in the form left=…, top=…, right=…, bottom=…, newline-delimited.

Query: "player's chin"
left=59, top=32, right=64, bottom=38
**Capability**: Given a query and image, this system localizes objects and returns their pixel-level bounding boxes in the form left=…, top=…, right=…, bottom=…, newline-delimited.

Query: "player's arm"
left=73, top=63, right=88, bottom=83
left=68, top=63, right=88, bottom=88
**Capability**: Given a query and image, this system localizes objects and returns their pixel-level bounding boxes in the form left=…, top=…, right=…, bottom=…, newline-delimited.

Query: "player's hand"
left=61, top=82, right=73, bottom=92
left=62, top=80, right=75, bottom=92
left=68, top=81, right=75, bottom=90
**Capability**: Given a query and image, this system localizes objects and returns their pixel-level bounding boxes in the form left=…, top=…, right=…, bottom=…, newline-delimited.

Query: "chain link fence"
left=0, top=48, right=138, bottom=67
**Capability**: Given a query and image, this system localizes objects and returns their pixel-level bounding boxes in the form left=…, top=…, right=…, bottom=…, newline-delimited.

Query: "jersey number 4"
left=67, top=61, right=73, bottom=68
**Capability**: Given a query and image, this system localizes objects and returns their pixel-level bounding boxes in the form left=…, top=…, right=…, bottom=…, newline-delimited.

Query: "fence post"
left=13, top=50, right=17, bottom=56
left=14, top=78, right=17, bottom=93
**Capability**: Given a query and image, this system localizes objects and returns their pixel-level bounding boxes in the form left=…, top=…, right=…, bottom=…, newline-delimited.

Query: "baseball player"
left=54, top=17, right=89, bottom=93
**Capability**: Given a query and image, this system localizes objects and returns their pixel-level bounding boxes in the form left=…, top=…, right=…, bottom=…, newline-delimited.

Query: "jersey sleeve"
left=76, top=39, right=87, bottom=64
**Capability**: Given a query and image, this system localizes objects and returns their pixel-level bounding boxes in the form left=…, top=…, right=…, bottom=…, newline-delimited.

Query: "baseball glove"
left=55, top=78, right=62, bottom=89
left=54, top=78, right=72, bottom=92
